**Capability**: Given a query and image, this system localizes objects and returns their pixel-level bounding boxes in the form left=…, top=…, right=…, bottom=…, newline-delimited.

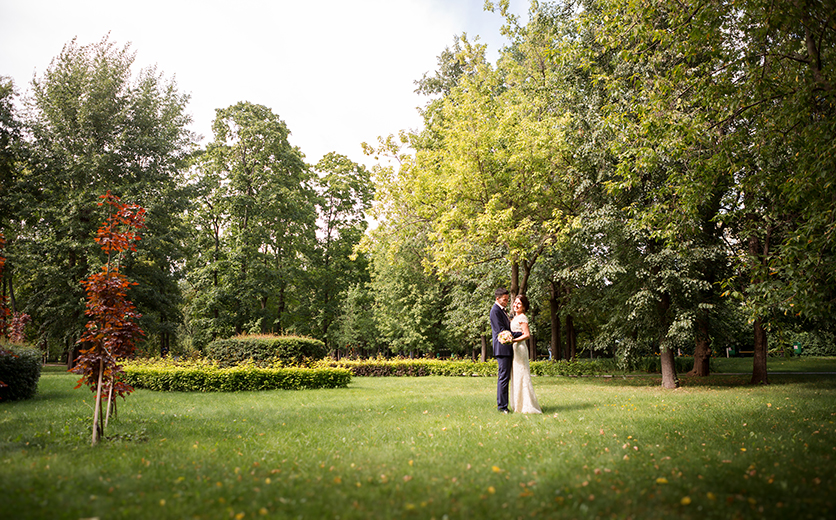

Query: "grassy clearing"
left=1, top=366, right=834, bottom=519
left=712, top=356, right=836, bottom=374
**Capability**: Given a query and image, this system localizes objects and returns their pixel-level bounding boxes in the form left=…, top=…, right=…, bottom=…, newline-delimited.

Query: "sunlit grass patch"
left=1, top=368, right=834, bottom=519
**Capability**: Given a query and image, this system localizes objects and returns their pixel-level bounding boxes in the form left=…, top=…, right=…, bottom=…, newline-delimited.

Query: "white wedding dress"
left=509, top=313, right=542, bottom=414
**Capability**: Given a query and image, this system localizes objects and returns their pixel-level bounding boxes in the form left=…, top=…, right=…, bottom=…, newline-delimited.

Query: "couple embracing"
left=490, top=288, right=542, bottom=414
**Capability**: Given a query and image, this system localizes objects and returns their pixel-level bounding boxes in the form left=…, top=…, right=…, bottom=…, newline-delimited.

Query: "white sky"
left=0, top=0, right=528, bottom=168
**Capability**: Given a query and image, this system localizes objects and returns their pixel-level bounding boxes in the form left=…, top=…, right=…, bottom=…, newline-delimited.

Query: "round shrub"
left=0, top=345, right=42, bottom=402
left=205, top=335, right=327, bottom=367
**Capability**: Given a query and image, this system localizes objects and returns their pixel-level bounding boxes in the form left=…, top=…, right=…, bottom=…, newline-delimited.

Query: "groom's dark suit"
left=490, top=301, right=521, bottom=412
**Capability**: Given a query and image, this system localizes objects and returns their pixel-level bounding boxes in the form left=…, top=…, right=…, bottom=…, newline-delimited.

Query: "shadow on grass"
left=581, top=372, right=836, bottom=389
left=540, top=402, right=595, bottom=414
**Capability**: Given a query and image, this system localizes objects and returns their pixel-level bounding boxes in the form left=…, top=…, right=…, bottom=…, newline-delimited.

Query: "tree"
left=306, top=153, right=374, bottom=349
left=331, top=282, right=379, bottom=355
left=71, top=192, right=145, bottom=445
left=18, top=36, right=194, bottom=360
left=184, top=102, right=316, bottom=341
left=0, top=77, right=27, bottom=323
left=595, top=0, right=836, bottom=384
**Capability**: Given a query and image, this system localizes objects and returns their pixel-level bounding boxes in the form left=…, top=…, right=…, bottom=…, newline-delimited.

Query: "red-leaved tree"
left=71, top=192, right=146, bottom=445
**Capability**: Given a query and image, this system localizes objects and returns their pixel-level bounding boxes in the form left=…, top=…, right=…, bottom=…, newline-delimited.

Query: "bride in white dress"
left=509, top=295, right=542, bottom=414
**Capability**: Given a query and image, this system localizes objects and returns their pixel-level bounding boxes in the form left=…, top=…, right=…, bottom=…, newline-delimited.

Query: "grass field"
left=712, top=356, right=836, bottom=374
left=1, top=366, right=834, bottom=519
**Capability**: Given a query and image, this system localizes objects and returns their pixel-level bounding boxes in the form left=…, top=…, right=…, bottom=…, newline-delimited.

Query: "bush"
left=317, top=356, right=707, bottom=377
left=317, top=357, right=612, bottom=377
left=789, top=331, right=836, bottom=357
left=316, top=357, right=437, bottom=376
left=0, top=345, right=42, bottom=401
left=205, top=335, right=327, bottom=367
left=121, top=358, right=350, bottom=392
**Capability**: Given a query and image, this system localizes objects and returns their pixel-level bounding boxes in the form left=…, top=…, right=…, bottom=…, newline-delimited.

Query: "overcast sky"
left=0, top=0, right=528, bottom=167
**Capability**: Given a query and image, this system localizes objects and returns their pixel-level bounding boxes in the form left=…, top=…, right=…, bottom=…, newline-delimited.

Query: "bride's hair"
left=516, top=294, right=530, bottom=312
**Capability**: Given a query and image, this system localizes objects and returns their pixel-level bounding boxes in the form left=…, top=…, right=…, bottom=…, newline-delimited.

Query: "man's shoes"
left=498, top=408, right=510, bottom=414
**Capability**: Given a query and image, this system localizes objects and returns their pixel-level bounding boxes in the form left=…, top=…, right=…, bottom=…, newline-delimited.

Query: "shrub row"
left=205, top=335, right=327, bottom=367
left=315, top=357, right=615, bottom=377
left=0, top=345, right=42, bottom=401
left=121, top=360, right=350, bottom=392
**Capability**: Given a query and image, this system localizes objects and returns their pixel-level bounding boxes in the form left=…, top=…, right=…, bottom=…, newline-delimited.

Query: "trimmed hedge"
left=316, top=356, right=700, bottom=377
left=121, top=360, right=350, bottom=392
left=205, top=335, right=327, bottom=367
left=315, top=358, right=605, bottom=377
left=0, top=345, right=42, bottom=401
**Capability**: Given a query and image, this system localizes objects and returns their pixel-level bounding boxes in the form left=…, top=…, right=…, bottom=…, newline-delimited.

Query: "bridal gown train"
left=508, top=313, right=542, bottom=414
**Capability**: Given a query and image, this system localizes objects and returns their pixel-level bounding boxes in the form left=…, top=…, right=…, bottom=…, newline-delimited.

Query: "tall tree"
left=305, top=153, right=373, bottom=348
left=184, top=102, right=315, bottom=340
left=19, top=36, right=194, bottom=359
left=0, top=77, right=24, bottom=322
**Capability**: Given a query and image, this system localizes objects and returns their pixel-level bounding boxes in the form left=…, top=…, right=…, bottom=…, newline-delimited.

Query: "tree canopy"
left=2, top=2, right=834, bottom=386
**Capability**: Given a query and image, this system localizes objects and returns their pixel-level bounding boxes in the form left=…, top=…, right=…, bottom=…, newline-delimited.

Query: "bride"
left=509, top=295, right=542, bottom=414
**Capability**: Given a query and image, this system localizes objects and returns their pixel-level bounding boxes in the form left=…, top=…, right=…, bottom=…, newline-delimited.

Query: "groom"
left=490, top=287, right=522, bottom=413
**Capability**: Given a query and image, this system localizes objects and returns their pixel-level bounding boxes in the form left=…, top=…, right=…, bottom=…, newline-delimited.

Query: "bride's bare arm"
left=515, top=317, right=531, bottom=342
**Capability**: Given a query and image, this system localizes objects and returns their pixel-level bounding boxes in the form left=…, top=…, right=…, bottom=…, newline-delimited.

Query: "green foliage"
left=13, top=35, right=194, bottom=352
left=302, top=153, right=374, bottom=348
left=121, top=358, right=349, bottom=392
left=788, top=330, right=836, bottom=357
left=183, top=102, right=316, bottom=341
left=204, top=335, right=327, bottom=367
left=0, top=345, right=42, bottom=401
left=330, top=282, right=379, bottom=352
left=363, top=226, right=452, bottom=356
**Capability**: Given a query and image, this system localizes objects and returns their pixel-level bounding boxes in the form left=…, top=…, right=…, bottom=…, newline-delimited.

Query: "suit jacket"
left=490, top=302, right=519, bottom=357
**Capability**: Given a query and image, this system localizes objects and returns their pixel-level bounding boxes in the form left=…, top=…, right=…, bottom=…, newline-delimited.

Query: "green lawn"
left=1, top=367, right=834, bottom=519
left=712, top=356, right=836, bottom=374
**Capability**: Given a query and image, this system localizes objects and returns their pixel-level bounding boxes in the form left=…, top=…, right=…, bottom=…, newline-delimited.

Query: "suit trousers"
left=496, top=355, right=513, bottom=411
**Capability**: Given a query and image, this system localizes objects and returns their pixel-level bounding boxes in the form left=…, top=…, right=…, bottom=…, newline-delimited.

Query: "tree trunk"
left=276, top=283, right=286, bottom=332
left=529, top=336, right=536, bottom=362
left=751, top=318, right=769, bottom=385
left=549, top=280, right=561, bottom=361
left=105, top=383, right=115, bottom=429
left=5, top=262, right=16, bottom=312
left=510, top=262, right=520, bottom=303
left=261, top=296, right=269, bottom=334
left=67, top=338, right=80, bottom=370
left=480, top=334, right=487, bottom=363
left=745, top=192, right=771, bottom=385
left=660, top=345, right=679, bottom=389
left=566, top=314, right=576, bottom=360
left=92, top=358, right=104, bottom=446
left=688, top=318, right=712, bottom=376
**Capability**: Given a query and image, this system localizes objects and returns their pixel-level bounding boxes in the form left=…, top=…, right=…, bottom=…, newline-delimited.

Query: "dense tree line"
left=360, top=0, right=835, bottom=386
left=0, top=37, right=371, bottom=360
left=2, top=2, right=834, bottom=388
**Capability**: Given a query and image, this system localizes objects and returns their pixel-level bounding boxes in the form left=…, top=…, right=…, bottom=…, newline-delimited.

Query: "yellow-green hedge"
left=314, top=357, right=605, bottom=377
left=122, top=360, right=350, bottom=392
